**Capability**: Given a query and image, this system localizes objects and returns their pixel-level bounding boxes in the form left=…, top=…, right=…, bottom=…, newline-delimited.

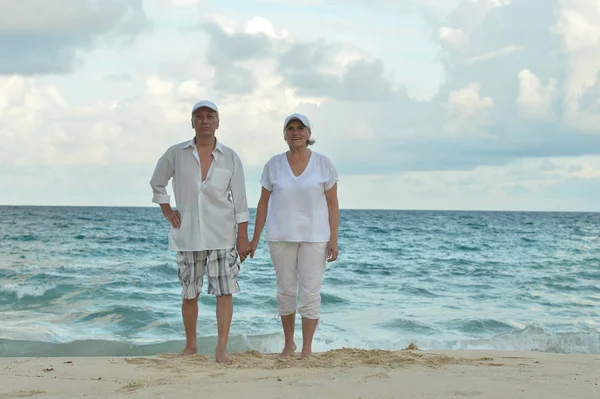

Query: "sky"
left=1, top=0, right=600, bottom=211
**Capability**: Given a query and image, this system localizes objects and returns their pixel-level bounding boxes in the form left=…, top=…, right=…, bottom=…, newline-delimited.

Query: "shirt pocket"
left=210, top=167, right=232, bottom=191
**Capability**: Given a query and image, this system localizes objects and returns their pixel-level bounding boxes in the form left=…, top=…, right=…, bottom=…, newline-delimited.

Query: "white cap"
left=192, top=100, right=218, bottom=114
left=284, top=113, right=311, bottom=129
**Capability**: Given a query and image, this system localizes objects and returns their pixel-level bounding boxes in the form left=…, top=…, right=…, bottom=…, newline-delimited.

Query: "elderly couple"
left=149, top=100, right=339, bottom=364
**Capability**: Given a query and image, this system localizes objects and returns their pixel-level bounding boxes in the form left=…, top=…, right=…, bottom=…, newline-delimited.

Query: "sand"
left=1, top=346, right=598, bottom=398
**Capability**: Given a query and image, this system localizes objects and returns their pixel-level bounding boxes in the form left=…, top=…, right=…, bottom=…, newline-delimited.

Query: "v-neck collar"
left=285, top=150, right=313, bottom=179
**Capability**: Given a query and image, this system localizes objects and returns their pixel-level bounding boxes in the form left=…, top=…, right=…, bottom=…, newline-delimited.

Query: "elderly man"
left=150, top=100, right=251, bottom=364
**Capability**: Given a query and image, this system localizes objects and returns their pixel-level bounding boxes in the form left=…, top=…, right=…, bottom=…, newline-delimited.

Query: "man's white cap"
left=192, top=100, right=218, bottom=114
left=284, top=113, right=311, bottom=129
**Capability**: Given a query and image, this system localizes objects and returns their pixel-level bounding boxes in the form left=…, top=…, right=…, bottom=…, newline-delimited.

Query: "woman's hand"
left=326, top=240, right=339, bottom=262
left=249, top=238, right=259, bottom=259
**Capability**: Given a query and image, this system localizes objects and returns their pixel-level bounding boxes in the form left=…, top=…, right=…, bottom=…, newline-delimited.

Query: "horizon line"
left=0, top=204, right=598, bottom=214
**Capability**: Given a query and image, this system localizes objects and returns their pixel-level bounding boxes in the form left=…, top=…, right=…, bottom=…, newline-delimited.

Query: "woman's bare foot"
left=215, top=350, right=234, bottom=365
left=179, top=346, right=197, bottom=356
left=300, top=349, right=312, bottom=360
left=279, top=343, right=297, bottom=359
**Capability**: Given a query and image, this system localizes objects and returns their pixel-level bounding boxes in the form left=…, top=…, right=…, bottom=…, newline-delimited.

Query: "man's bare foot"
left=279, top=343, right=297, bottom=359
left=300, top=349, right=312, bottom=360
left=179, top=346, right=197, bottom=356
left=215, top=350, right=233, bottom=365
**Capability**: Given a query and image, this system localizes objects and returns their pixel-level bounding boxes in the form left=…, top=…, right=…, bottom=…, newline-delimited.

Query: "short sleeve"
left=324, top=156, right=339, bottom=190
left=260, top=160, right=273, bottom=191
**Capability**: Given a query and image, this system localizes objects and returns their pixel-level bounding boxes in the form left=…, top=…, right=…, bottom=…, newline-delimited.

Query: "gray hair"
left=306, top=128, right=315, bottom=146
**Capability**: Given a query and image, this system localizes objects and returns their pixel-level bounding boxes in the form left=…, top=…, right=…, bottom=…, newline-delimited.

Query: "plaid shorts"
left=176, top=248, right=240, bottom=298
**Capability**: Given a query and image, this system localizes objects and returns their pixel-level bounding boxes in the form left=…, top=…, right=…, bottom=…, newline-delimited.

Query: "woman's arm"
left=250, top=187, right=271, bottom=258
left=325, top=183, right=339, bottom=262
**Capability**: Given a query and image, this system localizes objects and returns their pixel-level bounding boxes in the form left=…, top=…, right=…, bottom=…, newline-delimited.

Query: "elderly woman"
left=250, top=113, right=339, bottom=359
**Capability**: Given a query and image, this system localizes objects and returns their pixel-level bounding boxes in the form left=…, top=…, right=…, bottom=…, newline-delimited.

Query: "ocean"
left=0, top=206, right=599, bottom=357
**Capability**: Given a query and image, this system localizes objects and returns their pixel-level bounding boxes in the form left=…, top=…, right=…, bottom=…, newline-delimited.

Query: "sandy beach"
left=1, top=346, right=598, bottom=399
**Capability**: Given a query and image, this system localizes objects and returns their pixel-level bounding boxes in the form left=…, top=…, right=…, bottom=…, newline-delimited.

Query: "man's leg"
left=215, top=294, right=233, bottom=364
left=297, top=242, right=327, bottom=359
left=268, top=241, right=300, bottom=358
left=177, top=251, right=205, bottom=356
left=207, top=248, right=240, bottom=364
left=181, top=295, right=199, bottom=355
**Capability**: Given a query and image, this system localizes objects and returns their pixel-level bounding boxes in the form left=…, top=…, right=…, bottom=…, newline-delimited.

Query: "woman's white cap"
left=284, top=113, right=311, bottom=129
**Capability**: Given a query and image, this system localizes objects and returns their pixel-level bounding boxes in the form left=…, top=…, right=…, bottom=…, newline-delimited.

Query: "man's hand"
left=237, top=236, right=251, bottom=262
left=326, top=240, right=339, bottom=262
left=162, top=208, right=181, bottom=228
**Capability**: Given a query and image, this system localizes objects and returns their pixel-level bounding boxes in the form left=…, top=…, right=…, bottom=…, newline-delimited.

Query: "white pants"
left=268, top=241, right=327, bottom=320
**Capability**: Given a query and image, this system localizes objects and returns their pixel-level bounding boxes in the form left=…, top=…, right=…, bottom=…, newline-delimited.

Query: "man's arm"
left=230, top=152, right=250, bottom=260
left=237, top=222, right=249, bottom=245
left=150, top=149, right=180, bottom=228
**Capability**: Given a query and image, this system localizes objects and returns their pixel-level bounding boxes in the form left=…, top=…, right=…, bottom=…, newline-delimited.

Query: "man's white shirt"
left=150, top=139, right=249, bottom=251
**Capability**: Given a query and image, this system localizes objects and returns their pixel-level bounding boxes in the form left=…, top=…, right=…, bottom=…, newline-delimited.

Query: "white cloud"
left=170, top=0, right=203, bottom=6
left=243, top=16, right=290, bottom=39
left=516, top=69, right=558, bottom=120
left=556, top=0, right=600, bottom=134
left=0, top=73, right=187, bottom=168
left=439, top=26, right=469, bottom=50
left=146, top=76, right=174, bottom=95
left=338, top=156, right=600, bottom=211
left=0, top=76, right=67, bottom=143
left=556, top=1, right=600, bottom=53
left=0, top=0, right=138, bottom=33
left=444, top=83, right=495, bottom=137
left=178, top=80, right=204, bottom=99
left=415, top=0, right=462, bottom=19
left=0, top=0, right=148, bottom=74
left=2, top=1, right=600, bottom=211
left=447, top=0, right=511, bottom=32
left=571, top=163, right=600, bottom=179
left=467, top=44, right=524, bottom=65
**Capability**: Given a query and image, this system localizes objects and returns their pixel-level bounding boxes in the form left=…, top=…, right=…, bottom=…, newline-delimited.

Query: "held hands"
left=237, top=235, right=251, bottom=263
left=326, top=240, right=339, bottom=262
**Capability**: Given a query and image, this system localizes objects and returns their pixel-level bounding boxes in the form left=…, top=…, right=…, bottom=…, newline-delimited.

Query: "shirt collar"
left=184, top=138, right=224, bottom=154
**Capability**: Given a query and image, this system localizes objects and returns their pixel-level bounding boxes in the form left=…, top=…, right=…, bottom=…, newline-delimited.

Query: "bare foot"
left=215, top=350, right=234, bottom=365
left=300, top=349, right=312, bottom=360
left=179, top=346, right=197, bottom=356
left=279, top=344, right=297, bottom=359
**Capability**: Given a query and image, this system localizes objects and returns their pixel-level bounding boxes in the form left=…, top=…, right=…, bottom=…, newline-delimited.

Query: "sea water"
left=1, top=206, right=598, bottom=356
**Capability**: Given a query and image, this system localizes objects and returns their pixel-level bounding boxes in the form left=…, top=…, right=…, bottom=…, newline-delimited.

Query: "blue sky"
left=1, top=0, right=600, bottom=211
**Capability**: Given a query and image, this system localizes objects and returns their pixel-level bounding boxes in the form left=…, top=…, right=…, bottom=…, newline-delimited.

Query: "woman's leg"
left=297, top=242, right=327, bottom=359
left=268, top=241, right=300, bottom=357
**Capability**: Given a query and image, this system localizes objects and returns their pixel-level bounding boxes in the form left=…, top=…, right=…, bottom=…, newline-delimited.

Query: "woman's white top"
left=260, top=151, right=338, bottom=242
